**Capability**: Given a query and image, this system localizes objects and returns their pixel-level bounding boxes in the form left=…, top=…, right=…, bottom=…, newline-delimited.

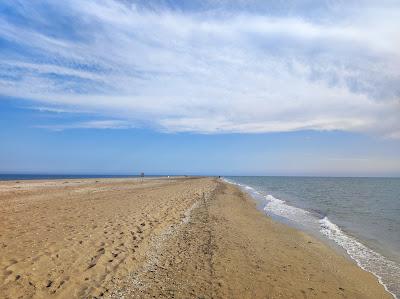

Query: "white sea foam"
left=320, top=216, right=399, bottom=299
left=222, top=178, right=399, bottom=299
left=262, top=193, right=322, bottom=230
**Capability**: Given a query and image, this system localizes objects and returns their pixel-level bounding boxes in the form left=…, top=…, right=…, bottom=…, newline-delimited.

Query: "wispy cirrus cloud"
left=34, top=120, right=133, bottom=131
left=0, top=0, right=399, bottom=136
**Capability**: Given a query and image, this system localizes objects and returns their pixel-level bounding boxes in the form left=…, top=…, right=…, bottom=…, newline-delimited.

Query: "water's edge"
left=222, top=178, right=398, bottom=299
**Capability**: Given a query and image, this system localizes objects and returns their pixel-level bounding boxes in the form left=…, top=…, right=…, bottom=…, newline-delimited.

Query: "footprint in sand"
left=87, top=248, right=105, bottom=269
left=87, top=259, right=97, bottom=269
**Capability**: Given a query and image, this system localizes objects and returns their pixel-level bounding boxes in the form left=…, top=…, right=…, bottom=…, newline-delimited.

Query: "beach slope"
left=0, top=177, right=392, bottom=298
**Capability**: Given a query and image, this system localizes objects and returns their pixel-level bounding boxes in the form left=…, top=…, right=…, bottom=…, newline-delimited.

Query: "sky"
left=0, top=0, right=399, bottom=176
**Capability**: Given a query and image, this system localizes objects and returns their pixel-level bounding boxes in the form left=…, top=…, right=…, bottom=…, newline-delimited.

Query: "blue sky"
left=0, top=0, right=399, bottom=176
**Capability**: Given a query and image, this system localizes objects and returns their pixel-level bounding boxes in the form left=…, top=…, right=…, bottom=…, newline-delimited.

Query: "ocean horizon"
left=1, top=174, right=398, bottom=297
left=2, top=1, right=399, bottom=297
left=0, top=174, right=182, bottom=181
left=1, top=173, right=399, bottom=181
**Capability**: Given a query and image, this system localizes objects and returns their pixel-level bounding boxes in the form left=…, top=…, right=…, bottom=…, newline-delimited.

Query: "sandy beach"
left=0, top=177, right=392, bottom=299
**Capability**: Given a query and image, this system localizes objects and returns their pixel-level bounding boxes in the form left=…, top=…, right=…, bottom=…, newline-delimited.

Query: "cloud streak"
left=34, top=120, right=133, bottom=131
left=0, top=0, right=399, bottom=136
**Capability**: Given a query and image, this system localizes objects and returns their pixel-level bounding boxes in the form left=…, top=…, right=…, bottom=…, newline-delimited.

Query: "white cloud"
left=0, top=0, right=399, bottom=136
left=35, top=120, right=133, bottom=131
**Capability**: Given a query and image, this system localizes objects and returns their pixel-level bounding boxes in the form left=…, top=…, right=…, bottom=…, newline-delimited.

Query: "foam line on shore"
left=222, top=178, right=398, bottom=299
left=319, top=216, right=399, bottom=299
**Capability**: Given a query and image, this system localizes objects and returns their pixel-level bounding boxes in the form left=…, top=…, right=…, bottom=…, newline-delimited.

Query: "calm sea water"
left=225, top=176, right=400, bottom=298
left=0, top=174, right=157, bottom=181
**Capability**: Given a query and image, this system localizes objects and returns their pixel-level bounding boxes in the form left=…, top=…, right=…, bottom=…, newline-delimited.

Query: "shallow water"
left=225, top=176, right=400, bottom=299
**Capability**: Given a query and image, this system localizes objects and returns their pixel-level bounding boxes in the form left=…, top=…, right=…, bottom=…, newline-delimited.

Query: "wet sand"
left=0, top=177, right=392, bottom=298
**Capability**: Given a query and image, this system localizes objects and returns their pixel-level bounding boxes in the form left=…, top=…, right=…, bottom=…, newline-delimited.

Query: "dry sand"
left=0, top=177, right=392, bottom=298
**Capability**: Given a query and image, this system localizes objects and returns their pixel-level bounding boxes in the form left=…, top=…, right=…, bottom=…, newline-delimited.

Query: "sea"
left=225, top=176, right=400, bottom=299
left=1, top=174, right=398, bottom=297
left=0, top=174, right=158, bottom=181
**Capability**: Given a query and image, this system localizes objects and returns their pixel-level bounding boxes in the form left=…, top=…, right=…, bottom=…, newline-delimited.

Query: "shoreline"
left=0, top=177, right=393, bottom=298
left=224, top=178, right=399, bottom=299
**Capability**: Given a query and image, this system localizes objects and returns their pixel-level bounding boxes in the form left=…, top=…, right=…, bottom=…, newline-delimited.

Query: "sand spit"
left=0, top=177, right=392, bottom=298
